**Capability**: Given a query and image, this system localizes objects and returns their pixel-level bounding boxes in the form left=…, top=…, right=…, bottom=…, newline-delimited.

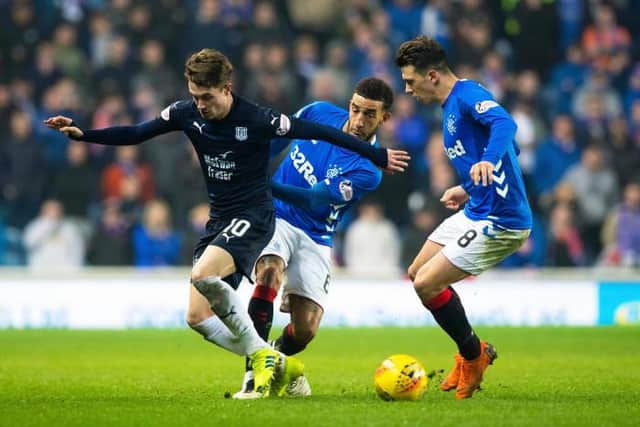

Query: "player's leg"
left=407, top=239, right=444, bottom=281
left=414, top=251, right=496, bottom=399
left=273, top=295, right=323, bottom=356
left=189, top=245, right=269, bottom=355
left=189, top=244, right=280, bottom=396
left=411, top=212, right=490, bottom=398
left=187, top=285, right=246, bottom=355
left=268, top=294, right=321, bottom=397
left=235, top=255, right=286, bottom=398
left=249, top=255, right=286, bottom=341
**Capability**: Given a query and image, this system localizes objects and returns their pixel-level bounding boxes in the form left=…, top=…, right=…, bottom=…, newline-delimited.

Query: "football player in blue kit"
left=233, top=77, right=395, bottom=399
left=45, top=49, right=410, bottom=398
left=394, top=36, right=532, bottom=399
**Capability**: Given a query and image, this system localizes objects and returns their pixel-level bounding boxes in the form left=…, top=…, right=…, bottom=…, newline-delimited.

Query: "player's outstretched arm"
left=44, top=116, right=84, bottom=139
left=271, top=181, right=337, bottom=211
left=288, top=118, right=410, bottom=173
left=44, top=115, right=175, bottom=145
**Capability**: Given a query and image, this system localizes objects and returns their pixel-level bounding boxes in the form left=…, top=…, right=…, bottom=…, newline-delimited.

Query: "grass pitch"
left=1, top=327, right=639, bottom=427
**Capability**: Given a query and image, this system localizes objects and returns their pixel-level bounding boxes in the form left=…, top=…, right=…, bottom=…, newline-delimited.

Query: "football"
left=374, top=354, right=428, bottom=401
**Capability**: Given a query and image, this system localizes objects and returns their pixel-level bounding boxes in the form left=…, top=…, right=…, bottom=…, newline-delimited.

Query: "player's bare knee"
left=255, top=256, right=284, bottom=291
left=413, top=270, right=440, bottom=302
left=185, top=309, right=209, bottom=328
left=407, top=262, right=419, bottom=282
left=257, top=265, right=282, bottom=290
left=190, top=267, right=209, bottom=285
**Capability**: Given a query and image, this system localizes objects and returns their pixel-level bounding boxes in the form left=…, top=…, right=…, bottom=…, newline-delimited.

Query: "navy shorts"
left=193, top=208, right=276, bottom=289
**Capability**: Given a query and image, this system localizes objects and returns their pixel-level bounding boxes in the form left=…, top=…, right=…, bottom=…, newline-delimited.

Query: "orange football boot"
left=440, top=353, right=463, bottom=391
left=455, top=341, right=497, bottom=399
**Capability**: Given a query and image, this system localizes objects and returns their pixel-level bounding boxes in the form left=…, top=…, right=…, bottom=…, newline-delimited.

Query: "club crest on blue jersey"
left=235, top=126, right=248, bottom=141
left=325, top=164, right=341, bottom=179
left=447, top=114, right=456, bottom=135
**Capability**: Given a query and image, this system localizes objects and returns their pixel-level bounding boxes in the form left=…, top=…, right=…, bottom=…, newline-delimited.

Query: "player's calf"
left=273, top=324, right=311, bottom=355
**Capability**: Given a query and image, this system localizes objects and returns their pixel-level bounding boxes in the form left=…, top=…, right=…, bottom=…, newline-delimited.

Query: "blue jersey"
left=273, top=102, right=382, bottom=246
left=442, top=80, right=532, bottom=229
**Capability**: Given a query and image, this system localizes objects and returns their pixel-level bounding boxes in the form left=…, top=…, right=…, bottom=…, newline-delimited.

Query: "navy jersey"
left=77, top=93, right=389, bottom=221
left=273, top=102, right=382, bottom=246
left=160, top=95, right=289, bottom=218
left=442, top=80, right=532, bottom=229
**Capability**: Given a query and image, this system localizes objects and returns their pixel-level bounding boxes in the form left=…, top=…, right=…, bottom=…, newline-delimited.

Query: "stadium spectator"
left=573, top=71, right=623, bottom=125
left=393, top=94, right=429, bottom=162
left=315, top=40, right=351, bottom=105
left=607, top=116, right=640, bottom=187
left=86, top=200, right=133, bottom=266
left=506, top=0, right=559, bottom=78
left=94, top=35, right=133, bottom=96
left=581, top=3, right=631, bottom=78
left=87, top=12, right=114, bottom=68
left=562, top=144, right=618, bottom=260
left=51, top=23, right=86, bottom=84
left=546, top=202, right=585, bottom=267
left=180, top=203, right=210, bottom=265
left=28, top=42, right=64, bottom=105
left=51, top=141, right=97, bottom=219
left=101, top=145, right=155, bottom=203
left=401, top=207, right=439, bottom=269
left=533, top=115, right=582, bottom=207
left=545, top=44, right=588, bottom=117
left=600, top=180, right=640, bottom=267
left=132, top=199, right=181, bottom=267
left=1, top=110, right=47, bottom=228
left=624, top=64, right=640, bottom=117
left=480, top=50, right=508, bottom=103
left=419, top=0, right=451, bottom=51
left=132, top=40, right=181, bottom=106
left=23, top=199, right=86, bottom=270
left=182, top=0, right=228, bottom=61
left=344, top=198, right=400, bottom=276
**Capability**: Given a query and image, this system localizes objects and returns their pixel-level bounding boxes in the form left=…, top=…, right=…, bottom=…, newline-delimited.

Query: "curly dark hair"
left=395, top=36, right=449, bottom=73
left=354, top=77, right=394, bottom=111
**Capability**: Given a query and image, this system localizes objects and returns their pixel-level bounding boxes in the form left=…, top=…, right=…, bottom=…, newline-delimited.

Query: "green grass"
left=1, top=327, right=639, bottom=427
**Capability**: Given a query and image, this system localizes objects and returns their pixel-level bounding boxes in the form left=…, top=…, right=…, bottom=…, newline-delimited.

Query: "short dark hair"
left=354, top=77, right=394, bottom=111
left=395, top=36, right=449, bottom=73
left=184, top=49, right=233, bottom=88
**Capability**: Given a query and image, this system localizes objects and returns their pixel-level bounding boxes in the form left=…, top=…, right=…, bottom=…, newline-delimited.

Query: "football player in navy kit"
left=45, top=48, right=410, bottom=398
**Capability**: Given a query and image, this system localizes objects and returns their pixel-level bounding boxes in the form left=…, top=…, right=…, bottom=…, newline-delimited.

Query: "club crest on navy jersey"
left=235, top=126, right=248, bottom=141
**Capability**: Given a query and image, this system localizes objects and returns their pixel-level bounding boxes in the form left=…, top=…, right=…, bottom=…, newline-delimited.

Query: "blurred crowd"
left=1, top=0, right=639, bottom=272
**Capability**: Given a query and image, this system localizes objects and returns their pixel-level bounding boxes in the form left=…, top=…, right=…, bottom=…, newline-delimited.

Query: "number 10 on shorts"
left=222, top=218, right=251, bottom=239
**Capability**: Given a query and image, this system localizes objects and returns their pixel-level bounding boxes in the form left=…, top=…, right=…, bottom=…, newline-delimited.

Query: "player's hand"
left=44, top=115, right=84, bottom=139
left=469, top=161, right=495, bottom=186
left=383, top=149, right=411, bottom=174
left=440, top=185, right=468, bottom=210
